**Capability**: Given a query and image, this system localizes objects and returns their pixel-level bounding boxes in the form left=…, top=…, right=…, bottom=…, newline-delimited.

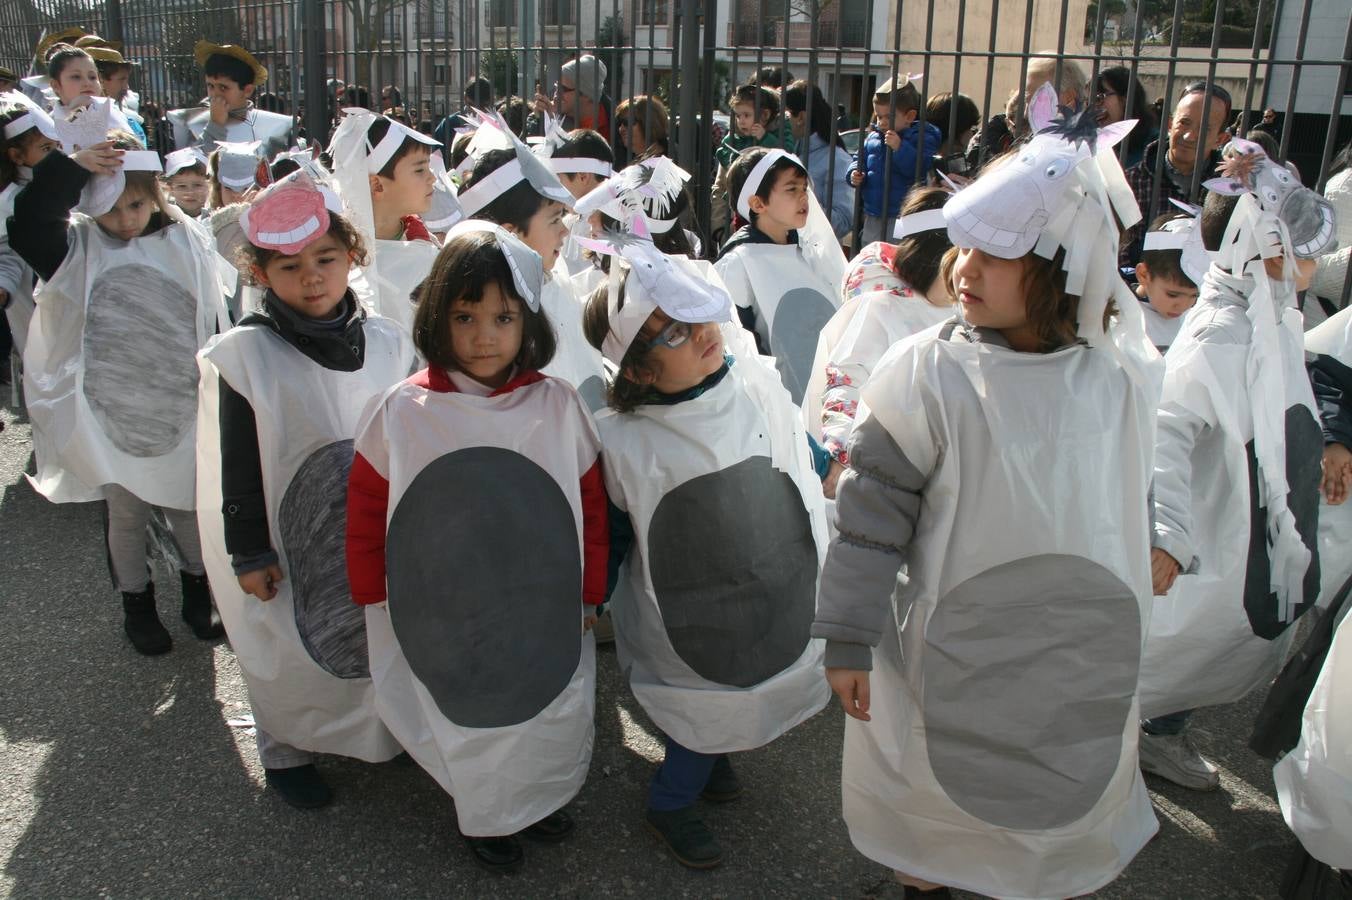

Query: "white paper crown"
left=456, top=108, right=575, bottom=217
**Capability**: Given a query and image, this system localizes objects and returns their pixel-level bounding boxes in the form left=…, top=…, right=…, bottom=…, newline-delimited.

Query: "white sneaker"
left=1138, top=730, right=1221, bottom=791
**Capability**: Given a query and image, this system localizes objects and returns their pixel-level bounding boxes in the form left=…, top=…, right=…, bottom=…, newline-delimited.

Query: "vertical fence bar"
left=1277, top=0, right=1313, bottom=163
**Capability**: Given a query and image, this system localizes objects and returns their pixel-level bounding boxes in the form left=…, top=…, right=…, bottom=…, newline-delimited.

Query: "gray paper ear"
left=512, top=131, right=576, bottom=209
left=445, top=219, right=545, bottom=310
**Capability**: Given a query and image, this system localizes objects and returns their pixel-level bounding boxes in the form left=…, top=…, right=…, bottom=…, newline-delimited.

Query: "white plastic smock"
left=362, top=236, right=439, bottom=335
left=1273, top=602, right=1352, bottom=868
left=840, top=325, right=1159, bottom=900
left=0, top=183, right=36, bottom=357
left=1304, top=305, right=1352, bottom=609
left=1139, top=273, right=1323, bottom=719
left=196, top=315, right=412, bottom=761
left=355, top=373, right=599, bottom=836
left=23, top=216, right=227, bottom=507
left=540, top=259, right=608, bottom=412
left=715, top=194, right=846, bottom=405
left=597, top=328, right=830, bottom=754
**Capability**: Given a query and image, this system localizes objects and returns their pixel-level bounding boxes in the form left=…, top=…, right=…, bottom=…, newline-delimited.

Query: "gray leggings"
left=104, top=484, right=205, bottom=593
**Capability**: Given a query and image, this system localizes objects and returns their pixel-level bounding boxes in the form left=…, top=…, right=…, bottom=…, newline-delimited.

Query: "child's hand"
left=237, top=564, right=284, bottom=601
left=1150, top=548, right=1181, bottom=596
left=71, top=141, right=124, bottom=176
left=749, top=122, right=766, bottom=140
left=1322, top=443, right=1352, bottom=505
left=583, top=611, right=598, bottom=632
left=849, top=170, right=864, bottom=187
left=823, top=460, right=846, bottom=500
left=826, top=667, right=871, bottom=721
left=885, top=129, right=901, bottom=151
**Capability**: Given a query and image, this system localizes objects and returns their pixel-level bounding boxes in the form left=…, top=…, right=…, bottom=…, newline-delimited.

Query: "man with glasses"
left=1120, top=81, right=1231, bottom=270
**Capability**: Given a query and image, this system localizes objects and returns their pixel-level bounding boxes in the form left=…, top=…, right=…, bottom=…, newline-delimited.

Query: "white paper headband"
left=365, top=116, right=441, bottom=175
left=735, top=148, right=804, bottom=221
left=457, top=158, right=524, bottom=217
left=3, top=109, right=58, bottom=142
left=894, top=208, right=948, bottom=239
left=548, top=157, right=614, bottom=178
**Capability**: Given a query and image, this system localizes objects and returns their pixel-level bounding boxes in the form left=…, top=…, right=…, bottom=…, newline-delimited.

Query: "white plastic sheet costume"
left=23, top=195, right=228, bottom=507
left=814, top=97, right=1163, bottom=899
left=586, top=231, right=830, bottom=753
left=715, top=149, right=847, bottom=405
left=329, top=110, right=443, bottom=336
left=1273, top=604, right=1352, bottom=868
left=353, top=223, right=599, bottom=836
left=1139, top=140, right=1335, bottom=718
left=197, top=318, right=412, bottom=760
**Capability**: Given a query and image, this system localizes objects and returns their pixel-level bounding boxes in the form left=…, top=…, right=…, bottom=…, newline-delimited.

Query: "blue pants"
left=648, top=736, right=720, bottom=812
left=1142, top=709, right=1194, bottom=736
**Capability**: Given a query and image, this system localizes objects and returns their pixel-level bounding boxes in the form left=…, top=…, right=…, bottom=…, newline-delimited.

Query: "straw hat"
left=194, top=40, right=268, bottom=85
left=75, top=34, right=125, bottom=53
left=34, top=26, right=90, bottom=63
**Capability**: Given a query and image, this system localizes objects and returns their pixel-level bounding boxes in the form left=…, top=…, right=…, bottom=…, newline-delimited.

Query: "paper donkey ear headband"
left=239, top=169, right=344, bottom=256
left=163, top=146, right=209, bottom=178
left=575, top=228, right=732, bottom=365
left=1142, top=203, right=1214, bottom=287
left=735, top=148, right=808, bottom=221
left=214, top=139, right=266, bottom=192
left=442, top=218, right=545, bottom=311
left=0, top=90, right=59, bottom=142
left=360, top=111, right=441, bottom=175
left=456, top=108, right=576, bottom=217
left=574, top=156, right=691, bottom=235
left=1203, top=137, right=1337, bottom=262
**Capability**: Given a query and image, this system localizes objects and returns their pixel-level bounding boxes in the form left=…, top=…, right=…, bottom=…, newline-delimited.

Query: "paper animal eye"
left=1043, top=158, right=1072, bottom=179
left=1263, top=186, right=1280, bottom=204
left=1274, top=168, right=1292, bottom=184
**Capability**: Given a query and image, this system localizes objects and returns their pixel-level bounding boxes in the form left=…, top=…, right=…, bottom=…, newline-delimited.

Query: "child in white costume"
left=12, top=131, right=228, bottom=654
left=196, top=171, right=413, bottom=809
left=1140, top=140, right=1335, bottom=790
left=346, top=222, right=607, bottom=874
left=813, top=91, right=1164, bottom=899
left=581, top=229, right=829, bottom=870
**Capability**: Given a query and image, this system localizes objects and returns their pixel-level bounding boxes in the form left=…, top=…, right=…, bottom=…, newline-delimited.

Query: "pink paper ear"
left=1028, top=83, right=1059, bottom=132
left=1096, top=118, right=1137, bottom=150
left=1228, top=136, right=1267, bottom=159
left=1203, top=177, right=1247, bottom=196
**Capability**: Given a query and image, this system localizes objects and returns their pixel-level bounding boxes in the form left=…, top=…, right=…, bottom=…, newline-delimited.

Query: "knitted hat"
left=560, top=55, right=606, bottom=101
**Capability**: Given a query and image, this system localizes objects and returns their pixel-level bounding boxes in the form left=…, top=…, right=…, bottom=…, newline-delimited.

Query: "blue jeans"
left=1142, top=709, right=1194, bottom=736
left=648, top=736, right=720, bottom=812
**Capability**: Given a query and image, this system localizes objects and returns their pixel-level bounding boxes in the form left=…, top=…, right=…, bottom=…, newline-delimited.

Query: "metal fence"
left=3, top=0, right=1350, bottom=302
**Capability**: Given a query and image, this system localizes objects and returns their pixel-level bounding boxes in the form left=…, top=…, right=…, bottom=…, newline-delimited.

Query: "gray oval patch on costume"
left=83, top=263, right=198, bottom=457
left=923, top=554, right=1140, bottom=830
left=769, top=287, right=836, bottom=405
left=386, top=447, right=582, bottom=728
left=648, top=456, right=816, bottom=688
left=1243, top=405, right=1323, bottom=639
left=279, top=440, right=369, bottom=679
left=577, top=375, right=607, bottom=413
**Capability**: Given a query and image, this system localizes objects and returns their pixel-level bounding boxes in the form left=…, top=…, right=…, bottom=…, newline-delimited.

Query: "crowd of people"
left=1, top=26, right=1351, bottom=899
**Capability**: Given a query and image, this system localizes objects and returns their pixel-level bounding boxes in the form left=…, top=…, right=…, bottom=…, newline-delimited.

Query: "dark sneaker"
left=264, top=764, right=332, bottom=809
left=464, top=834, right=523, bottom=874
left=122, top=585, right=172, bottom=655
left=521, top=807, right=574, bottom=842
left=645, top=806, right=723, bottom=869
left=180, top=570, right=225, bottom=640
left=700, top=754, right=743, bottom=803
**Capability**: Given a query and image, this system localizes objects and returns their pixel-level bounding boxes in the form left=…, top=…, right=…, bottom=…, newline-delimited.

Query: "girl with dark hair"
left=1095, top=66, right=1157, bottom=169
left=346, top=223, right=607, bottom=874
left=784, top=80, right=855, bottom=239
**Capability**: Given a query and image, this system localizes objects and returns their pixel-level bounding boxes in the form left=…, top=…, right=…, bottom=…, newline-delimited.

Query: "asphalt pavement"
left=0, top=404, right=1303, bottom=899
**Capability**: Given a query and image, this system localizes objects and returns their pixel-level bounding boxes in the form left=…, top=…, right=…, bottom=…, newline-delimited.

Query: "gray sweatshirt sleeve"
left=812, top=411, right=930, bottom=670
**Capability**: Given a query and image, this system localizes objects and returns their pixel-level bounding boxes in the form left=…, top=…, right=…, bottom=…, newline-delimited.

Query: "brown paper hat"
left=35, top=27, right=90, bottom=63
left=80, top=39, right=138, bottom=67
left=75, top=34, right=124, bottom=52
left=194, top=40, right=267, bottom=85
left=0, top=66, right=16, bottom=81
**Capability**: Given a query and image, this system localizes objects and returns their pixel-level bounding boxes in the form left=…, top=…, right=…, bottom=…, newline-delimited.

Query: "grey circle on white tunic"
left=577, top=375, right=606, bottom=413
left=648, top=456, right=816, bottom=688
left=769, top=287, right=836, bottom=405
left=386, top=447, right=582, bottom=728
left=83, top=263, right=198, bottom=457
left=279, top=440, right=369, bottom=679
left=922, top=554, right=1140, bottom=831
left=1243, top=405, right=1323, bottom=639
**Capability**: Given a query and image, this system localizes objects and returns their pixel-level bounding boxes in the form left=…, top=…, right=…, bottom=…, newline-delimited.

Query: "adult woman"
left=783, top=79, right=854, bottom=240
left=924, top=91, right=980, bottom=182
left=1095, top=65, right=1156, bottom=169
left=614, top=94, right=669, bottom=162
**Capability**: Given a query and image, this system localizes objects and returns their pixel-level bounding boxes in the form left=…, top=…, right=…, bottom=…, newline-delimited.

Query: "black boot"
left=180, top=571, right=224, bottom=640
left=122, top=584, right=172, bottom=655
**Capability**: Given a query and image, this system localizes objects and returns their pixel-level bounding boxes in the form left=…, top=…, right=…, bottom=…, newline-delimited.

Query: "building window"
left=639, top=0, right=670, bottom=26
left=486, top=0, right=517, bottom=27
left=541, top=0, right=576, bottom=25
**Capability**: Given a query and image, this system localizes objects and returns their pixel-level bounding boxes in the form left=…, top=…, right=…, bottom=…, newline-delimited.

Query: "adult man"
left=534, top=55, right=611, bottom=135
left=1023, top=54, right=1089, bottom=113
left=1119, top=81, right=1231, bottom=270
left=166, top=41, right=294, bottom=157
